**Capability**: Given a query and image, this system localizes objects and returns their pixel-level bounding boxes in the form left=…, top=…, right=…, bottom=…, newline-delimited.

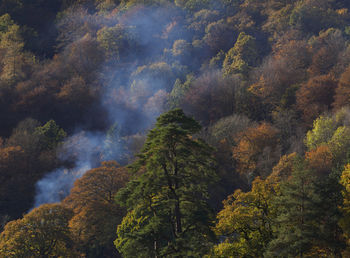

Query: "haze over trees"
left=1, top=0, right=350, bottom=257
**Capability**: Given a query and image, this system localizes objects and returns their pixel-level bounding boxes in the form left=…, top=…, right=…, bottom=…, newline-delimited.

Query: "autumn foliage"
left=233, top=123, right=280, bottom=179
left=1, top=0, right=350, bottom=257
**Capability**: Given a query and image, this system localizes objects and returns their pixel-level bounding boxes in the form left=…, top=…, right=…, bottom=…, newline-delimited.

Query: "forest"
left=1, top=0, right=350, bottom=257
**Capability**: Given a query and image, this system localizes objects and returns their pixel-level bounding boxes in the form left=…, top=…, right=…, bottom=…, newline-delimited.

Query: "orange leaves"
left=333, top=65, right=350, bottom=110
left=305, top=145, right=333, bottom=176
left=62, top=161, right=129, bottom=255
left=0, top=145, right=23, bottom=165
left=271, top=152, right=297, bottom=179
left=249, top=39, right=310, bottom=107
left=296, top=74, right=337, bottom=125
left=308, top=47, right=338, bottom=76
left=233, top=123, right=280, bottom=178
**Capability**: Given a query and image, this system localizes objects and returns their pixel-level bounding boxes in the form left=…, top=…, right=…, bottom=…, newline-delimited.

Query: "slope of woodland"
left=1, top=0, right=350, bottom=257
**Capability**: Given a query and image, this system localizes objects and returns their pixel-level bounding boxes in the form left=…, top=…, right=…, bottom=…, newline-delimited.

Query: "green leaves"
left=223, top=32, right=259, bottom=77
left=305, top=115, right=337, bottom=151
left=305, top=110, right=350, bottom=167
left=266, top=159, right=320, bottom=257
left=35, top=120, right=67, bottom=150
left=115, top=109, right=217, bottom=257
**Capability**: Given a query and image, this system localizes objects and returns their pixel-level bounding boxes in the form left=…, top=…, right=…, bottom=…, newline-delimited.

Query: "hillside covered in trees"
left=1, top=0, right=350, bottom=257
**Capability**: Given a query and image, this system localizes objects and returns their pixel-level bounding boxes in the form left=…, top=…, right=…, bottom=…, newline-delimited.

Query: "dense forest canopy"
left=1, top=0, right=350, bottom=257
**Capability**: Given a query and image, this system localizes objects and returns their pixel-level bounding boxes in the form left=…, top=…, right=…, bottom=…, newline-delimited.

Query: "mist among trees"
left=1, top=0, right=350, bottom=257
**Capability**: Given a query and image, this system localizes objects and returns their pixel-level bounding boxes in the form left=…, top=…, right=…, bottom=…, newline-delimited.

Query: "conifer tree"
left=266, top=159, right=320, bottom=257
left=313, top=170, right=345, bottom=257
left=115, top=109, right=217, bottom=257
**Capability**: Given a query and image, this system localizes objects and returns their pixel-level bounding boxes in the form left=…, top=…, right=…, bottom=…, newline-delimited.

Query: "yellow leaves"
left=0, top=204, right=75, bottom=257
left=222, top=32, right=258, bottom=76
left=304, top=110, right=350, bottom=169
left=336, top=8, right=348, bottom=15
left=211, top=242, right=238, bottom=258
left=0, top=19, right=30, bottom=84
left=115, top=209, right=149, bottom=251
left=339, top=165, right=350, bottom=251
left=305, top=115, right=336, bottom=150
left=340, top=164, right=350, bottom=204
left=118, top=209, right=147, bottom=233
left=213, top=175, right=280, bottom=256
left=306, top=246, right=334, bottom=257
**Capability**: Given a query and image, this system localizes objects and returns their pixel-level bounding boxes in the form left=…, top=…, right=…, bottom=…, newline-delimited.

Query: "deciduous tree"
left=213, top=175, right=280, bottom=257
left=63, top=161, right=129, bottom=257
left=296, top=74, right=337, bottom=125
left=233, top=122, right=280, bottom=180
left=223, top=32, right=258, bottom=76
left=0, top=204, right=77, bottom=257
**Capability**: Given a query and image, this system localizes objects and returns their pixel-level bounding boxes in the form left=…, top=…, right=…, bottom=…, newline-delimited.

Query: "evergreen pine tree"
left=266, top=159, right=320, bottom=257
left=114, top=109, right=218, bottom=257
